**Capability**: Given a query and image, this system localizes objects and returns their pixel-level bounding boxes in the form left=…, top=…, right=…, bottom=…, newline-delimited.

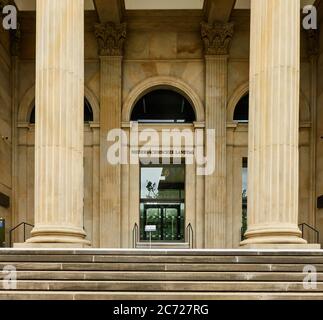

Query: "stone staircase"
left=0, top=249, right=322, bottom=300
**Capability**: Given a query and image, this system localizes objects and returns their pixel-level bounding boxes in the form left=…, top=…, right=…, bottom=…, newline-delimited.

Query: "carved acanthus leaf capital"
left=94, top=22, right=127, bottom=56
left=201, top=21, right=234, bottom=55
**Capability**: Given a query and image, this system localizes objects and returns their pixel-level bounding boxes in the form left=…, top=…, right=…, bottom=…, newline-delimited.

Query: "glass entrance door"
left=142, top=204, right=183, bottom=241
left=139, top=162, right=185, bottom=242
left=164, top=206, right=181, bottom=241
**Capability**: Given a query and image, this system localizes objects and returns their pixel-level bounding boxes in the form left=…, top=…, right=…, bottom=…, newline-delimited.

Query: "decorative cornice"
left=306, top=29, right=319, bottom=57
left=201, top=21, right=234, bottom=55
left=94, top=22, right=127, bottom=56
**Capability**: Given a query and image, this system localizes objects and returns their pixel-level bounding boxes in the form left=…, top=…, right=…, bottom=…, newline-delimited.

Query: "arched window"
left=233, top=93, right=249, bottom=122
left=29, top=106, right=35, bottom=124
left=29, top=98, right=94, bottom=124
left=84, top=98, right=94, bottom=122
left=131, top=89, right=196, bottom=123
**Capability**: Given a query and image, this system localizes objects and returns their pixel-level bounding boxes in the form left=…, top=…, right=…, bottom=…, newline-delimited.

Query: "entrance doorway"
left=139, top=163, right=185, bottom=242
left=142, top=204, right=183, bottom=241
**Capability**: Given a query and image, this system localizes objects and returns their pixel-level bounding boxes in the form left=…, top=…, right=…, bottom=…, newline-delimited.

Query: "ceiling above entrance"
left=125, top=0, right=204, bottom=10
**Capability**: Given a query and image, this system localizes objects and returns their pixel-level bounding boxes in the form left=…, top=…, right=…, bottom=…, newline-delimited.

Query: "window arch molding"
left=131, top=89, right=196, bottom=123
left=227, top=82, right=249, bottom=122
left=18, top=85, right=100, bottom=124
left=28, top=98, right=94, bottom=124
left=122, top=76, right=205, bottom=123
left=233, top=93, right=249, bottom=122
left=227, top=81, right=311, bottom=124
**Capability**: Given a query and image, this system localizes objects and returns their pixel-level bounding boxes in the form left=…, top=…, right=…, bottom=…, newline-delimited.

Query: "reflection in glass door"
left=164, top=206, right=181, bottom=241
left=143, top=206, right=162, bottom=241
left=139, top=163, right=185, bottom=242
left=141, top=204, right=184, bottom=241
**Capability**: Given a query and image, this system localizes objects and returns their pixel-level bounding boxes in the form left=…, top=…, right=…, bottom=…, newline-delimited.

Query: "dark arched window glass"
left=29, top=106, right=36, bottom=124
left=233, top=93, right=249, bottom=122
left=131, top=89, right=196, bottom=123
left=84, top=98, right=94, bottom=122
left=29, top=98, right=94, bottom=124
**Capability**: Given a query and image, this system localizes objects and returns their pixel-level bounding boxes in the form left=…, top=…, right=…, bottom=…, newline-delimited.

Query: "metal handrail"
left=299, top=223, right=320, bottom=244
left=132, top=223, right=139, bottom=248
left=9, top=222, right=34, bottom=247
left=132, top=223, right=194, bottom=248
left=186, top=223, right=194, bottom=249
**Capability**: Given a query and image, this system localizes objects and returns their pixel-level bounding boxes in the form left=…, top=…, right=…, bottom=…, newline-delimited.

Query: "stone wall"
left=0, top=21, right=11, bottom=245
left=316, top=0, right=323, bottom=243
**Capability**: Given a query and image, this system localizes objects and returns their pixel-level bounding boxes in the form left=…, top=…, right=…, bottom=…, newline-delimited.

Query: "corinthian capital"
left=201, top=21, right=234, bottom=55
left=94, top=22, right=127, bottom=56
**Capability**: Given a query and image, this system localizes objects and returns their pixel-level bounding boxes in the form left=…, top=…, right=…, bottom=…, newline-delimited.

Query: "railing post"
left=185, top=223, right=194, bottom=249
left=132, top=223, right=138, bottom=249
left=298, top=223, right=320, bottom=244
left=9, top=222, right=34, bottom=248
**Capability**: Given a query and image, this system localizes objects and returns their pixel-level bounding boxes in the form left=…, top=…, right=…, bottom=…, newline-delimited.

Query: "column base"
left=240, top=225, right=308, bottom=247
left=241, top=243, right=321, bottom=249
left=14, top=242, right=91, bottom=248
left=25, top=226, right=91, bottom=247
left=241, top=235, right=307, bottom=246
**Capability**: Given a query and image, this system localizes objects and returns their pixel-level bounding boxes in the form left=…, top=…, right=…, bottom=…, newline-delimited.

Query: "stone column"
left=94, top=22, right=126, bottom=247
left=201, top=22, right=233, bottom=248
left=241, top=0, right=306, bottom=246
left=26, top=0, right=89, bottom=245
left=307, top=30, right=319, bottom=232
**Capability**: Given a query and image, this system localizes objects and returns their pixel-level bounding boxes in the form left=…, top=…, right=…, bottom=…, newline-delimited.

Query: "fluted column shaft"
left=241, top=0, right=305, bottom=245
left=205, top=55, right=228, bottom=248
left=94, top=22, right=126, bottom=247
left=28, top=0, right=89, bottom=245
left=100, top=55, right=122, bottom=247
left=201, top=22, right=233, bottom=248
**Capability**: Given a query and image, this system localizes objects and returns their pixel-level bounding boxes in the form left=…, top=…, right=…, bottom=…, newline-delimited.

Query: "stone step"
left=0, top=249, right=322, bottom=300
left=6, top=280, right=323, bottom=292
left=0, top=271, right=322, bottom=281
left=1, top=254, right=323, bottom=264
left=0, top=262, right=322, bottom=272
left=1, top=291, right=323, bottom=300
left=1, top=249, right=323, bottom=256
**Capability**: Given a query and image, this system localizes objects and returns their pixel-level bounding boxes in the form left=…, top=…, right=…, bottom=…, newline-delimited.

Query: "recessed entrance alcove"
left=124, top=86, right=202, bottom=249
